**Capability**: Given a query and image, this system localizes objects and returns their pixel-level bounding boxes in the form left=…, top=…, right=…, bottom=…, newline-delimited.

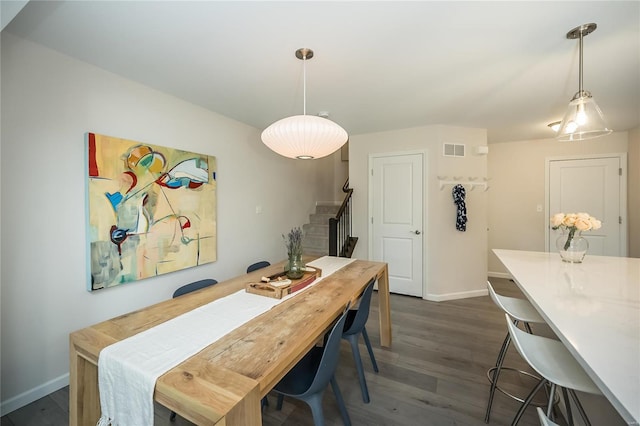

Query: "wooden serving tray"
left=245, top=267, right=321, bottom=299
left=245, top=282, right=289, bottom=299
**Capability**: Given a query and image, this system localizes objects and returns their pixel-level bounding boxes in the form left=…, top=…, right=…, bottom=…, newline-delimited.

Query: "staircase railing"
left=329, top=179, right=358, bottom=257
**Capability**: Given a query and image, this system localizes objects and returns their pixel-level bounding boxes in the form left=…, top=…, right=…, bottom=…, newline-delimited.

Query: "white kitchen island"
left=493, top=249, right=640, bottom=425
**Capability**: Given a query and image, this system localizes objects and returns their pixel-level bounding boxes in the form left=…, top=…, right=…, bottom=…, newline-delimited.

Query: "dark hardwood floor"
left=2, top=278, right=552, bottom=426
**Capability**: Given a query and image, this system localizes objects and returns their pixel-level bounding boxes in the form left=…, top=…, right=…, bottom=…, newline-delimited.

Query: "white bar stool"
left=485, top=281, right=546, bottom=423
left=506, top=314, right=602, bottom=425
left=537, top=407, right=559, bottom=426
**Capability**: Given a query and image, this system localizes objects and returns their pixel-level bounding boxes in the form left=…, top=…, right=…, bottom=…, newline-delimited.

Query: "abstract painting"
left=86, top=132, right=217, bottom=291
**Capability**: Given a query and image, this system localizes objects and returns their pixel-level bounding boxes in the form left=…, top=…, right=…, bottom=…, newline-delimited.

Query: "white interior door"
left=548, top=156, right=626, bottom=256
left=370, top=153, right=423, bottom=297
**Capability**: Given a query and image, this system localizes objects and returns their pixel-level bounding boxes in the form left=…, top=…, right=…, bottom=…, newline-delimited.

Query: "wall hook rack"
left=437, top=176, right=489, bottom=192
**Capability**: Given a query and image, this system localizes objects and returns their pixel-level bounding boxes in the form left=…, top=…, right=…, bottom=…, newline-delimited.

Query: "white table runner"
left=97, top=256, right=355, bottom=426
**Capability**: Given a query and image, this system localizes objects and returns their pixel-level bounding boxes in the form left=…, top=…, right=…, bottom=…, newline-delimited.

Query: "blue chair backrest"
left=306, top=303, right=351, bottom=396
left=172, top=279, right=218, bottom=298
left=247, top=261, right=271, bottom=273
left=344, top=278, right=376, bottom=335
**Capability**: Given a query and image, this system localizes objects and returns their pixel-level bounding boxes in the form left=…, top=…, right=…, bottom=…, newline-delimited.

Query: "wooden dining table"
left=69, top=258, right=390, bottom=425
left=493, top=249, right=640, bottom=425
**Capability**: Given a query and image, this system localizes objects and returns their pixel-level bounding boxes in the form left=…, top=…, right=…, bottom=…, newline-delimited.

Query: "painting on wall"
left=86, top=132, right=217, bottom=291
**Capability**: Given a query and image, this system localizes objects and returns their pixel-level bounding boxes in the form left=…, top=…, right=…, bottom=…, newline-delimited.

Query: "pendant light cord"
left=302, top=52, right=307, bottom=116
left=579, top=30, right=584, bottom=94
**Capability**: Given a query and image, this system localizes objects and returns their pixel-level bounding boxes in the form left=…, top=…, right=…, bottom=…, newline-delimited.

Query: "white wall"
left=487, top=132, right=631, bottom=275
left=0, top=33, right=337, bottom=412
left=332, top=153, right=349, bottom=202
left=349, top=125, right=488, bottom=301
left=628, top=127, right=640, bottom=258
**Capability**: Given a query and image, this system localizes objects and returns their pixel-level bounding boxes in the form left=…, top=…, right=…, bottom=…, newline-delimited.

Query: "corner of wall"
left=627, top=127, right=640, bottom=257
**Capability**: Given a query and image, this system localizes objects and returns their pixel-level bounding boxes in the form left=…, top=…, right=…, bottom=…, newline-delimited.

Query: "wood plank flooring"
left=2, top=278, right=557, bottom=425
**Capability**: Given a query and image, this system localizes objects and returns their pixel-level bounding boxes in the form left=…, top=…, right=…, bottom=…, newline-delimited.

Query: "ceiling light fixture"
left=556, top=23, right=612, bottom=141
left=548, top=121, right=562, bottom=132
left=261, top=48, right=348, bottom=160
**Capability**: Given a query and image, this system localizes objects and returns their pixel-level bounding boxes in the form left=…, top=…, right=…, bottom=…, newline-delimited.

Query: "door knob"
left=413, top=230, right=421, bottom=235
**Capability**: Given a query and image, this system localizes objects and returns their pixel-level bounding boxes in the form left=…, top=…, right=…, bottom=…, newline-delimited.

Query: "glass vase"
left=556, top=229, right=589, bottom=263
left=285, top=253, right=305, bottom=279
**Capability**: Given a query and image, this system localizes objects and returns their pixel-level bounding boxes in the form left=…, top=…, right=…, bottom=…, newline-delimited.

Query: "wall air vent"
left=443, top=143, right=465, bottom=157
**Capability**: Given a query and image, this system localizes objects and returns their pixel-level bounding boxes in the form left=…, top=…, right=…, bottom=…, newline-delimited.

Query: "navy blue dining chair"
left=246, top=260, right=271, bottom=273
left=172, top=278, right=218, bottom=298
left=273, top=304, right=352, bottom=426
left=342, top=278, right=379, bottom=403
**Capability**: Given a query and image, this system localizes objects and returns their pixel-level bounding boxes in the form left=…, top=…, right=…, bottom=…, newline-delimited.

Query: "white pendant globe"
left=261, top=114, right=348, bottom=160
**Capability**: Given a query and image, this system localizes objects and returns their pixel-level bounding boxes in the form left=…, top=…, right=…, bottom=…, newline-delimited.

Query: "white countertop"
left=493, top=249, right=640, bottom=425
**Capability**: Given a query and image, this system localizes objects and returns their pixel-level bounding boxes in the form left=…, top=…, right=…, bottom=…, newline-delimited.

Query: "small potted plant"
left=283, top=227, right=305, bottom=279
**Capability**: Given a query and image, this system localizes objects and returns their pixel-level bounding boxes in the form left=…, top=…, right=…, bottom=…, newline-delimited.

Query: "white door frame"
left=544, top=153, right=628, bottom=255
left=367, top=150, right=428, bottom=297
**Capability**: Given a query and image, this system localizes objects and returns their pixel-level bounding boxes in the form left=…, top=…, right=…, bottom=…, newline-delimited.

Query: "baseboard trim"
left=488, top=271, right=512, bottom=279
left=424, top=288, right=488, bottom=302
left=0, top=373, right=69, bottom=416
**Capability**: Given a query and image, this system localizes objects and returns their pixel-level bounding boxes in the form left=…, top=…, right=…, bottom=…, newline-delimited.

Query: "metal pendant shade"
left=556, top=23, right=612, bottom=141
left=261, top=48, right=348, bottom=159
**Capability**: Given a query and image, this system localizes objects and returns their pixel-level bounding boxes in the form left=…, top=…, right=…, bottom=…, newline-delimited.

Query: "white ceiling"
left=3, top=1, right=639, bottom=143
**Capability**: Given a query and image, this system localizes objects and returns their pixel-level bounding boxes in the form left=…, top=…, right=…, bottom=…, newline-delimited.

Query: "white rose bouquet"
left=550, top=212, right=601, bottom=250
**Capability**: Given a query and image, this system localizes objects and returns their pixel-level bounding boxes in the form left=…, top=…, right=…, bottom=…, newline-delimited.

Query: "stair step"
left=314, top=203, right=340, bottom=214
left=303, top=248, right=328, bottom=257
left=309, top=213, right=334, bottom=225
left=300, top=202, right=343, bottom=258
left=303, top=223, right=328, bottom=236
left=303, top=235, right=328, bottom=251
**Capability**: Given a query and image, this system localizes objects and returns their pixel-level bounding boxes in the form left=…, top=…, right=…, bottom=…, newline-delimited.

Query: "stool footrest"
left=486, top=366, right=548, bottom=406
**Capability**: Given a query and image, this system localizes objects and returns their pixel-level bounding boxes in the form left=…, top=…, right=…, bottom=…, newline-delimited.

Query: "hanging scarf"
left=452, top=184, right=467, bottom=232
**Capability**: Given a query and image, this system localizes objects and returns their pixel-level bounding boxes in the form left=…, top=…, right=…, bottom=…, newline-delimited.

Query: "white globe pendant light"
left=261, top=48, right=348, bottom=159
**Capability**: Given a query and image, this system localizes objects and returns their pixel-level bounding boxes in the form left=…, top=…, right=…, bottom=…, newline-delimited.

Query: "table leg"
left=377, top=264, right=392, bottom=347
left=69, top=332, right=100, bottom=426
left=69, top=346, right=100, bottom=426
left=226, top=384, right=262, bottom=425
